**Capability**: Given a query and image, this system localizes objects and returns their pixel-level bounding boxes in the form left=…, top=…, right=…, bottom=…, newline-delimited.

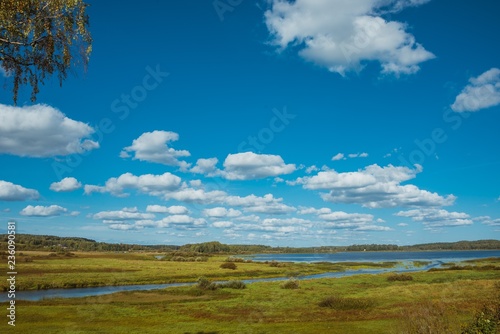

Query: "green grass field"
left=2, top=252, right=500, bottom=333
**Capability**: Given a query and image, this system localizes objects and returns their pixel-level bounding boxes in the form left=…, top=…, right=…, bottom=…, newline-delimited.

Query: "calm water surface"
left=244, top=250, right=500, bottom=263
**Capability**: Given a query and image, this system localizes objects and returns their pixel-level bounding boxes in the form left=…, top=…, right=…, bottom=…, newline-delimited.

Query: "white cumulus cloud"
left=294, top=164, right=455, bottom=208
left=225, top=193, right=296, bottom=214
left=395, top=208, right=473, bottom=227
left=20, top=205, right=67, bottom=217
left=264, top=0, right=435, bottom=76
left=213, top=221, right=234, bottom=228
left=317, top=210, right=391, bottom=231
left=84, top=172, right=182, bottom=197
left=190, top=158, right=220, bottom=176
left=223, top=152, right=296, bottom=180
left=0, top=180, right=39, bottom=201
left=146, top=205, right=189, bottom=215
left=50, top=177, right=82, bottom=192
left=120, top=131, right=191, bottom=170
left=93, top=209, right=155, bottom=221
left=348, top=152, right=369, bottom=158
left=203, top=207, right=242, bottom=218
left=451, top=68, right=500, bottom=112
left=332, top=153, right=346, bottom=161
left=0, top=104, right=99, bottom=157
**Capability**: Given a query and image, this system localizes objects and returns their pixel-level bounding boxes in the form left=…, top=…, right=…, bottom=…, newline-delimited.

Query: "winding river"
left=3, top=250, right=499, bottom=302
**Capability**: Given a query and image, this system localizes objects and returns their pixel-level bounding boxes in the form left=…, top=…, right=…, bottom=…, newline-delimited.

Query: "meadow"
left=2, top=251, right=500, bottom=333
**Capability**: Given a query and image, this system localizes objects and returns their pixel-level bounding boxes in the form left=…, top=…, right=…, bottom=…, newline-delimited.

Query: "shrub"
left=219, top=280, right=246, bottom=289
left=269, top=260, right=280, bottom=267
left=461, top=307, right=499, bottom=334
left=281, top=278, right=299, bottom=289
left=318, top=296, right=374, bottom=310
left=461, top=281, right=500, bottom=334
left=220, top=262, right=237, bottom=270
left=197, top=277, right=218, bottom=291
left=269, top=260, right=286, bottom=267
left=225, top=257, right=245, bottom=263
left=387, top=273, right=413, bottom=282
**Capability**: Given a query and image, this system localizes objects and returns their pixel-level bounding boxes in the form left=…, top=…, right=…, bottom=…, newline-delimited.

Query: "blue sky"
left=0, top=0, right=499, bottom=247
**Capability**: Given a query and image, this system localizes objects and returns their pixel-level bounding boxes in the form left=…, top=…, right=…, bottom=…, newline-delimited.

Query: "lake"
left=3, top=250, right=499, bottom=302
left=243, top=250, right=500, bottom=263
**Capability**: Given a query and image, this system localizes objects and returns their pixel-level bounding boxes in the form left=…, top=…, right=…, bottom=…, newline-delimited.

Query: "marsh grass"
left=318, top=295, right=374, bottom=310
left=387, top=273, right=413, bottom=281
left=397, top=301, right=459, bottom=334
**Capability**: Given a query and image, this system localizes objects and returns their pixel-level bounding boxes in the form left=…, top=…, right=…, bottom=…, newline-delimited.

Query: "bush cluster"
left=281, top=278, right=300, bottom=289
left=387, top=273, right=413, bottom=282
left=196, top=277, right=246, bottom=291
left=170, top=256, right=208, bottom=262
left=220, top=262, right=237, bottom=270
left=218, top=280, right=246, bottom=290
left=225, top=257, right=252, bottom=263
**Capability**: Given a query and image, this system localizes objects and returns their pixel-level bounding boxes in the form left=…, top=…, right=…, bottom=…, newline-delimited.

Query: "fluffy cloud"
left=157, top=215, right=207, bottom=229
left=164, top=188, right=228, bottom=204
left=475, top=216, right=500, bottom=226
left=190, top=153, right=296, bottom=181
left=225, top=193, right=296, bottom=214
left=311, top=210, right=391, bottom=231
left=212, top=221, right=234, bottom=228
left=20, top=205, right=67, bottom=217
left=0, top=180, right=39, bottom=201
left=93, top=208, right=155, bottom=221
left=84, top=172, right=182, bottom=197
left=190, top=158, right=220, bottom=176
left=451, top=68, right=500, bottom=112
left=120, top=131, right=191, bottom=170
left=50, top=177, right=82, bottom=192
left=332, top=152, right=368, bottom=160
left=305, top=165, right=320, bottom=173
left=108, top=224, right=142, bottom=231
left=223, top=152, right=296, bottom=180
left=298, top=206, right=332, bottom=215
left=84, top=172, right=296, bottom=216
left=203, top=207, right=242, bottom=218
left=146, top=205, right=188, bottom=215
left=264, top=0, right=434, bottom=76
left=294, top=164, right=455, bottom=208
left=230, top=223, right=309, bottom=235
left=0, top=104, right=99, bottom=157
left=93, top=206, right=207, bottom=230
left=348, top=152, right=369, bottom=158
left=395, top=208, right=473, bottom=227
left=332, top=153, right=346, bottom=161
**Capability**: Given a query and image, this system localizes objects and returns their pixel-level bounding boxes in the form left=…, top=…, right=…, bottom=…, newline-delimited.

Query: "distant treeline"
left=1, top=234, right=500, bottom=253
left=0, top=234, right=179, bottom=252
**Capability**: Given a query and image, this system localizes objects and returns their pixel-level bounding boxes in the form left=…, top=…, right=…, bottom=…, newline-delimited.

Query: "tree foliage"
left=0, top=0, right=92, bottom=104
